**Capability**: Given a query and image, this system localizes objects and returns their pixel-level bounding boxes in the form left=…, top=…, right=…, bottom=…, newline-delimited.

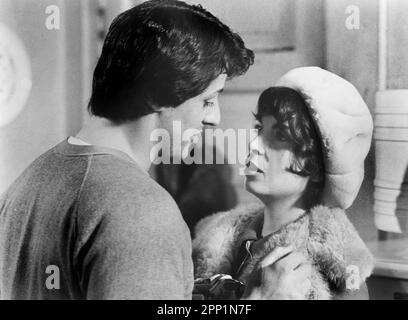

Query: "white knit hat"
left=275, top=67, right=373, bottom=209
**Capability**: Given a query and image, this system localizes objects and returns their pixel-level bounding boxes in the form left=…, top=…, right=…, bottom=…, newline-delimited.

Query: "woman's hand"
left=243, top=246, right=312, bottom=300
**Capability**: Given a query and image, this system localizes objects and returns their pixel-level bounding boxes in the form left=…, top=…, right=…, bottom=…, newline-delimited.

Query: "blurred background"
left=0, top=0, right=407, bottom=299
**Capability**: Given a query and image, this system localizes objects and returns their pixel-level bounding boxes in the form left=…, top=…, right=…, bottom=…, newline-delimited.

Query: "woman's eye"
left=254, top=123, right=263, bottom=132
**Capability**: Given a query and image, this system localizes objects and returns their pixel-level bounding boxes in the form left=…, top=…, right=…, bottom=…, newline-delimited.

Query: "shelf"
left=366, top=239, right=408, bottom=280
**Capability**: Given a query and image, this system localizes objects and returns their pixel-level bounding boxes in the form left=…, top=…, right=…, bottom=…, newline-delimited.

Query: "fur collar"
left=193, top=203, right=374, bottom=299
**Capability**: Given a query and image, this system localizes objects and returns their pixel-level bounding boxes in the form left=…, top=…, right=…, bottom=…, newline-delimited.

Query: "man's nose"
left=249, top=135, right=265, bottom=155
left=202, top=103, right=221, bottom=126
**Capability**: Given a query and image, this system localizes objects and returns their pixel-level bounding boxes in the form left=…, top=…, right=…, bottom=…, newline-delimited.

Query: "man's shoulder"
left=84, top=155, right=175, bottom=205
left=78, top=156, right=183, bottom=228
left=0, top=142, right=88, bottom=203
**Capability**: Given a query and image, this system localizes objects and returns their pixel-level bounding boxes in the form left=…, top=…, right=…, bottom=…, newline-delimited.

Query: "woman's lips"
left=244, top=160, right=264, bottom=175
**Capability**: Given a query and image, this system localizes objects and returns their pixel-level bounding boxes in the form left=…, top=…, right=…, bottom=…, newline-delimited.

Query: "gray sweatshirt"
left=0, top=139, right=193, bottom=299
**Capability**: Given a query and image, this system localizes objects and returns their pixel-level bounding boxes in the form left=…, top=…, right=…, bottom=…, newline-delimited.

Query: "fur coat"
left=193, top=203, right=374, bottom=300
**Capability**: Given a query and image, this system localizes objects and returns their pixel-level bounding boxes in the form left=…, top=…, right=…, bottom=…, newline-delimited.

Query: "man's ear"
left=152, top=105, right=166, bottom=113
left=147, top=98, right=168, bottom=113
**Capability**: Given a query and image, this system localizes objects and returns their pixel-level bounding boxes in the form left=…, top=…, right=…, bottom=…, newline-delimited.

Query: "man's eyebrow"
left=204, top=88, right=224, bottom=99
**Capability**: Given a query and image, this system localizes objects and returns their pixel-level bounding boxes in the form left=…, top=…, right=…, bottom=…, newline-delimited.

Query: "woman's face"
left=244, top=115, right=310, bottom=202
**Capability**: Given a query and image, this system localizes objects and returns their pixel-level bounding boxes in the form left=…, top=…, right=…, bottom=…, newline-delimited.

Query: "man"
left=0, top=0, right=311, bottom=299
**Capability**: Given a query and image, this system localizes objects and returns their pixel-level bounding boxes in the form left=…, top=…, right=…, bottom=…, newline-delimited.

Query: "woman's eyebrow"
left=252, top=112, right=261, bottom=121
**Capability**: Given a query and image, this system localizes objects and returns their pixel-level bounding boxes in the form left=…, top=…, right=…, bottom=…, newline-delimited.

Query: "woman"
left=193, top=67, right=374, bottom=300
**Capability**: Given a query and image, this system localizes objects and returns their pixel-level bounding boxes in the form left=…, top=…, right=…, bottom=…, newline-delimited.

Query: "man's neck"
left=75, top=115, right=157, bottom=172
left=262, top=197, right=306, bottom=237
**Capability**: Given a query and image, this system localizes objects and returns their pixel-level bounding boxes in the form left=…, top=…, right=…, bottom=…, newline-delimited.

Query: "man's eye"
left=204, top=100, right=215, bottom=108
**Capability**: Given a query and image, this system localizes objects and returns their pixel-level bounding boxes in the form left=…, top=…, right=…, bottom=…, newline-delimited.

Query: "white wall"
left=0, top=0, right=84, bottom=194
left=387, top=0, right=408, bottom=89
left=323, top=0, right=408, bottom=241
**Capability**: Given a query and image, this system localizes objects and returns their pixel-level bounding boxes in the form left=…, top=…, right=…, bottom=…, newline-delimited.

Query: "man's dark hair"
left=255, top=87, right=325, bottom=209
left=88, top=0, right=254, bottom=123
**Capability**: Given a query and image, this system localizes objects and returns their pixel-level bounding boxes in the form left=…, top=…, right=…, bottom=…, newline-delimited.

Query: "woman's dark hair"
left=88, top=0, right=254, bottom=123
left=255, top=87, right=325, bottom=209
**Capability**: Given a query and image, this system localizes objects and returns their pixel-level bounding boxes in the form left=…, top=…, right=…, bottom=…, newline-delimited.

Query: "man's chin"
left=180, top=140, right=199, bottom=160
left=165, top=144, right=193, bottom=163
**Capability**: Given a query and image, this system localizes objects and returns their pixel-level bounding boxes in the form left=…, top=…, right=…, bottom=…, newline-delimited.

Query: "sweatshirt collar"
left=54, top=138, right=148, bottom=174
